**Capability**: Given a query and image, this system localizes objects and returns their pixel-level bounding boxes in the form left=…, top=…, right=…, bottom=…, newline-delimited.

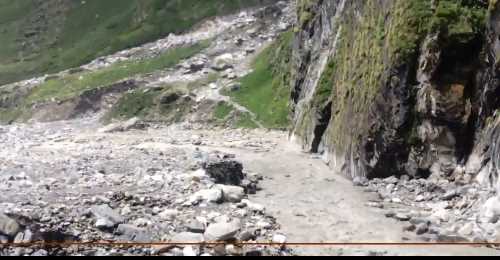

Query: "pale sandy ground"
left=215, top=133, right=500, bottom=256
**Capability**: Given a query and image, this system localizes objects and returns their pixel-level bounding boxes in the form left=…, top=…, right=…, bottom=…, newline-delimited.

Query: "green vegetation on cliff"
left=297, top=0, right=315, bottom=28
left=313, top=59, right=336, bottom=106
left=228, top=30, right=293, bottom=129
left=394, top=0, right=486, bottom=60
left=0, top=0, right=266, bottom=86
left=295, top=0, right=487, bottom=151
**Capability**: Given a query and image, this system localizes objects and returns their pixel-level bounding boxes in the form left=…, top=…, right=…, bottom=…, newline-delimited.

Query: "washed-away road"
left=217, top=132, right=500, bottom=256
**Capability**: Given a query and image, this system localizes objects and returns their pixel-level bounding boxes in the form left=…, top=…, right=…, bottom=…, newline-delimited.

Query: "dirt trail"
left=210, top=134, right=500, bottom=256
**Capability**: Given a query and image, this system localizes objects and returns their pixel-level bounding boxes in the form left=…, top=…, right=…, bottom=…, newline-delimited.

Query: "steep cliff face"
left=292, top=0, right=427, bottom=179
left=291, top=0, right=499, bottom=187
left=467, top=2, right=500, bottom=191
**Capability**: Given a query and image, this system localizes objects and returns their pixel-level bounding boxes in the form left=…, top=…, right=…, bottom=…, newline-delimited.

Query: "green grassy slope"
left=27, top=40, right=210, bottom=103
left=228, top=31, right=293, bottom=129
left=0, top=0, right=267, bottom=86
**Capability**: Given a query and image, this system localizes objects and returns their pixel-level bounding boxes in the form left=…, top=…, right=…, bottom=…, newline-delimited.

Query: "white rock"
left=134, top=218, right=152, bottom=227
left=121, top=117, right=144, bottom=131
left=216, top=185, right=245, bottom=203
left=183, top=246, right=199, bottom=256
left=204, top=220, right=241, bottom=241
left=190, top=188, right=223, bottom=204
left=225, top=244, right=242, bottom=255
left=235, top=209, right=248, bottom=217
left=171, top=232, right=205, bottom=244
left=98, top=123, right=122, bottom=133
left=392, top=198, right=402, bottom=204
left=90, top=205, right=124, bottom=229
left=432, top=209, right=450, bottom=223
left=272, top=234, right=287, bottom=245
left=394, top=213, right=411, bottom=221
left=14, top=229, right=33, bottom=243
left=0, top=214, right=20, bottom=237
left=95, top=218, right=115, bottom=229
left=32, top=250, right=48, bottom=257
left=190, top=169, right=207, bottom=180
left=120, top=206, right=132, bottom=216
left=159, top=209, right=179, bottom=221
left=256, top=221, right=272, bottom=230
left=242, top=199, right=265, bottom=212
left=458, top=223, right=474, bottom=236
left=482, top=196, right=500, bottom=223
left=415, top=195, right=426, bottom=202
left=212, top=54, right=234, bottom=71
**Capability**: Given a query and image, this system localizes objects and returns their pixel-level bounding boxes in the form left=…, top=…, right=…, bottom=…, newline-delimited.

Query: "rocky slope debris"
left=0, top=120, right=292, bottom=256
left=365, top=176, right=500, bottom=243
left=0, top=1, right=295, bottom=126
left=0, top=0, right=273, bottom=86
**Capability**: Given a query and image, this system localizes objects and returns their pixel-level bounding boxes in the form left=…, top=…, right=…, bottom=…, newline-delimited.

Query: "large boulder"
left=204, top=220, right=241, bottom=242
left=481, top=196, right=500, bottom=223
left=185, top=220, right=206, bottom=234
left=203, top=158, right=244, bottom=186
left=0, top=214, right=21, bottom=238
left=116, top=224, right=153, bottom=243
left=211, top=54, right=234, bottom=71
left=89, top=205, right=125, bottom=230
left=190, top=188, right=224, bottom=204
left=216, top=185, right=246, bottom=203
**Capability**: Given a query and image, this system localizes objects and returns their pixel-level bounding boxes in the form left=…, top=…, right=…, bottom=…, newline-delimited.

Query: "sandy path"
left=212, top=134, right=500, bottom=256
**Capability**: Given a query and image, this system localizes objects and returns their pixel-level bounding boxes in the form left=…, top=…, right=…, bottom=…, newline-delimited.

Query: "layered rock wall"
left=291, top=0, right=499, bottom=190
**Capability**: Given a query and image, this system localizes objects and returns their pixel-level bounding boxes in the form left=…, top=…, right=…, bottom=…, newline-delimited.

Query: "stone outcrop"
left=290, top=0, right=498, bottom=189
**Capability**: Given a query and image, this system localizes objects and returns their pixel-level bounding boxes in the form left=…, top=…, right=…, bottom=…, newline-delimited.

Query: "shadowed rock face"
left=203, top=158, right=245, bottom=186
left=291, top=0, right=422, bottom=180
left=291, top=0, right=498, bottom=186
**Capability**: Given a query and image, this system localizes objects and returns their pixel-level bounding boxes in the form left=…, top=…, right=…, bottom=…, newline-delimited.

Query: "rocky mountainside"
left=292, top=0, right=499, bottom=195
left=1, top=0, right=500, bottom=257
left=0, top=0, right=271, bottom=86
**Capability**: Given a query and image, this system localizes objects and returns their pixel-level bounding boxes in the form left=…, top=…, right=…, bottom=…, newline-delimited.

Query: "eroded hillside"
left=1, top=0, right=500, bottom=257
left=0, top=0, right=271, bottom=86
